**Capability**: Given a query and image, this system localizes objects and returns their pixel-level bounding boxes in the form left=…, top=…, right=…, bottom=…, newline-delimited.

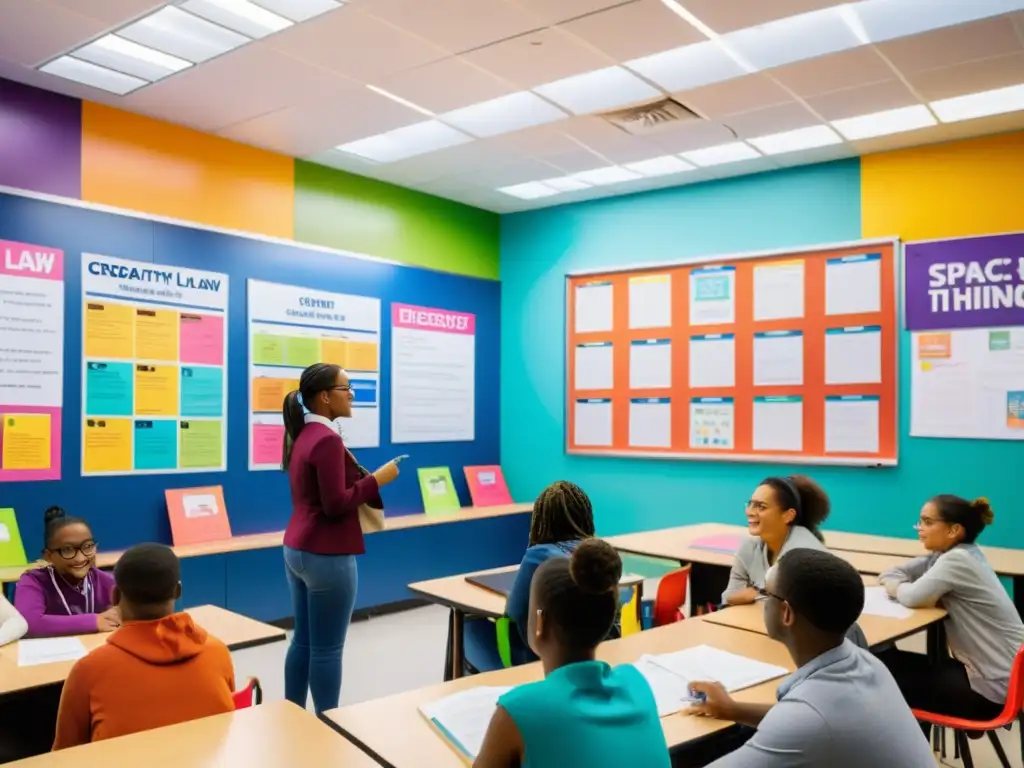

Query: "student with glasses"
left=15, top=506, right=118, bottom=637
left=688, top=549, right=935, bottom=767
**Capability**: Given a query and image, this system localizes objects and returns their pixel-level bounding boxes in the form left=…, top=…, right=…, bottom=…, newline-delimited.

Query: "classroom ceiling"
left=2, top=0, right=1024, bottom=213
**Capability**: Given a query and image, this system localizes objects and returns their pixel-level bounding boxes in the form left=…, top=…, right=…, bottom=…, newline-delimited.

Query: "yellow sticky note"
left=85, top=301, right=134, bottom=359
left=134, top=365, right=179, bottom=417
left=2, top=414, right=51, bottom=470
left=920, top=361, right=932, bottom=372
left=346, top=342, right=379, bottom=372
left=135, top=308, right=179, bottom=361
left=321, top=338, right=349, bottom=368
left=83, top=418, right=133, bottom=473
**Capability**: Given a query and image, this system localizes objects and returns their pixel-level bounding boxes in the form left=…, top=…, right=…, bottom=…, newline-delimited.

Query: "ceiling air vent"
left=600, top=98, right=701, bottom=135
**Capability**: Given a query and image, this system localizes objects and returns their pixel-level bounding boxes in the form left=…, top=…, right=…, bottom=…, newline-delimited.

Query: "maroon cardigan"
left=283, top=421, right=381, bottom=555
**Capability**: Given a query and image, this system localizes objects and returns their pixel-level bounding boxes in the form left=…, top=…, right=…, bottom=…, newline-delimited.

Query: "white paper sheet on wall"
left=825, top=326, right=882, bottom=385
left=826, top=254, right=881, bottom=316
left=575, top=281, right=614, bottom=333
left=754, top=260, right=804, bottom=321
left=689, top=334, right=735, bottom=389
left=575, top=342, right=613, bottom=390
left=629, top=398, right=672, bottom=448
left=825, top=395, right=880, bottom=453
left=690, top=266, right=736, bottom=326
left=753, top=331, right=803, bottom=386
left=629, top=274, right=671, bottom=329
left=630, top=339, right=672, bottom=389
left=574, top=398, right=613, bottom=446
left=752, top=396, right=803, bottom=452
left=689, top=397, right=734, bottom=450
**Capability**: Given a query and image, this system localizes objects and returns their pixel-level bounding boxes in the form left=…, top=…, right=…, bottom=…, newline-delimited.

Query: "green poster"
left=417, top=467, right=461, bottom=515
left=179, top=420, right=224, bottom=469
left=252, top=333, right=285, bottom=365
left=989, top=330, right=1011, bottom=351
left=0, top=509, right=28, bottom=567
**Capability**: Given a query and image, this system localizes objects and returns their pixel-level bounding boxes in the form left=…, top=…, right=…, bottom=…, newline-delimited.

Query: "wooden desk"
left=325, top=618, right=790, bottom=768
left=0, top=605, right=285, bottom=697
left=0, top=503, right=533, bottom=587
left=410, top=566, right=644, bottom=681
left=5, top=700, right=376, bottom=768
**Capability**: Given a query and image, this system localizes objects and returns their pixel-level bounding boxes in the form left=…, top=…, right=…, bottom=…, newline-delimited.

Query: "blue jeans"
left=283, top=546, right=358, bottom=714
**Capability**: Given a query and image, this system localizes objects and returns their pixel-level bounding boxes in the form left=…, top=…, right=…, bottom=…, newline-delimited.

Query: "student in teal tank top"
left=474, top=539, right=670, bottom=768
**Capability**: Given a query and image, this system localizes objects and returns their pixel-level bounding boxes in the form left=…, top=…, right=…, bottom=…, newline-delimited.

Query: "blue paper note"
left=133, top=419, right=177, bottom=471
left=180, top=366, right=223, bottom=418
left=85, top=361, right=134, bottom=416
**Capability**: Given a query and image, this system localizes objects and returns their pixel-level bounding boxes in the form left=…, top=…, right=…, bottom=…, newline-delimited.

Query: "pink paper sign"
left=252, top=424, right=284, bottom=466
left=392, top=303, right=475, bottom=335
left=0, top=240, right=64, bottom=281
left=180, top=313, right=225, bottom=365
left=464, top=465, right=512, bottom=507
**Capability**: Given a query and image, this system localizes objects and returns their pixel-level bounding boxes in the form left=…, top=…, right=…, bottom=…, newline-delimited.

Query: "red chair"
left=653, top=566, right=691, bottom=627
left=911, top=644, right=1024, bottom=768
left=232, top=677, right=263, bottom=710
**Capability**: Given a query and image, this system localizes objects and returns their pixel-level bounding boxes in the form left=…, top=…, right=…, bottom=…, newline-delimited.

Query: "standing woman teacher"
left=281, top=362, right=399, bottom=713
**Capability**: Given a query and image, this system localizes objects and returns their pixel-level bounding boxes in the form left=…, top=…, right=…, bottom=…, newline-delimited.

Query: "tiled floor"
left=232, top=604, right=1021, bottom=767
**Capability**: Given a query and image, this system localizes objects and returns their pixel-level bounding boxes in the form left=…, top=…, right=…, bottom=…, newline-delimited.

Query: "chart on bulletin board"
left=81, top=255, right=228, bottom=475
left=565, top=239, right=900, bottom=466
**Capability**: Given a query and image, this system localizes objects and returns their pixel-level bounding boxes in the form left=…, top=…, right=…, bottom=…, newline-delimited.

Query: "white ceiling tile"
left=513, top=0, right=633, bottom=26
left=358, top=0, right=541, bottom=53
left=675, top=74, right=792, bottom=118
left=722, top=6, right=863, bottom=71
left=124, top=42, right=352, bottom=132
left=485, top=123, right=589, bottom=157
left=545, top=147, right=611, bottom=172
left=445, top=157, right=564, bottom=187
left=336, top=120, right=472, bottom=163
left=371, top=140, right=530, bottom=185
left=556, top=115, right=668, bottom=157
left=771, top=142, right=856, bottom=167
left=905, top=51, right=1024, bottom=101
left=462, top=27, right=613, bottom=88
left=876, top=17, right=1023, bottom=75
left=267, top=5, right=447, bottom=80
left=48, top=0, right=164, bottom=24
left=647, top=120, right=743, bottom=153
left=534, top=66, right=661, bottom=114
left=441, top=91, right=567, bottom=137
left=626, top=41, right=748, bottom=92
left=558, top=0, right=707, bottom=62
left=805, top=79, right=920, bottom=121
left=678, top=0, right=848, bottom=33
left=0, top=0, right=106, bottom=67
left=768, top=47, right=894, bottom=97
left=376, top=57, right=516, bottom=113
left=719, top=102, right=821, bottom=138
left=256, top=0, right=344, bottom=23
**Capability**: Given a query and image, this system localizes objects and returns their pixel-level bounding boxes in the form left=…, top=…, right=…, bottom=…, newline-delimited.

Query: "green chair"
left=496, top=617, right=514, bottom=669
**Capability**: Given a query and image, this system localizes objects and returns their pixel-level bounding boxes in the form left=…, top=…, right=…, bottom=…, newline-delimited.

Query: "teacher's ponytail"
left=281, top=390, right=305, bottom=469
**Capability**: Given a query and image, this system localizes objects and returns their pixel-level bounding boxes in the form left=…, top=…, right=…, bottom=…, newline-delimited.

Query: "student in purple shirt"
left=15, top=507, right=119, bottom=637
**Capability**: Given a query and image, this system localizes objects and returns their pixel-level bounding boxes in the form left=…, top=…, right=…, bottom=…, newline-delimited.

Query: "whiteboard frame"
left=564, top=236, right=902, bottom=468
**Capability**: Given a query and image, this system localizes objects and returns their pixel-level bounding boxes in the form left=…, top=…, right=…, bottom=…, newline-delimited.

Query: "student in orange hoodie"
left=52, top=543, right=236, bottom=750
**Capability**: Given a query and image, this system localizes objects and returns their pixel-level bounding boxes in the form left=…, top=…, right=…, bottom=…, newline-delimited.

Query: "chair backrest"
left=1000, top=643, right=1024, bottom=719
left=620, top=587, right=642, bottom=637
left=653, top=566, right=691, bottom=627
left=232, top=677, right=263, bottom=709
left=495, top=617, right=514, bottom=669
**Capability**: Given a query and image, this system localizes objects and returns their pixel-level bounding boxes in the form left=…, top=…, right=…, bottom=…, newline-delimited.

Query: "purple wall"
left=0, top=78, right=81, bottom=198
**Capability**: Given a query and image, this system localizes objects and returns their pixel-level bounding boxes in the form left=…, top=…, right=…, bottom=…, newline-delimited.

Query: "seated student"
left=0, top=593, right=28, bottom=646
left=475, top=539, right=670, bottom=768
left=15, top=507, right=118, bottom=637
left=690, top=549, right=936, bottom=767
left=877, top=495, right=1024, bottom=727
left=52, top=543, right=235, bottom=749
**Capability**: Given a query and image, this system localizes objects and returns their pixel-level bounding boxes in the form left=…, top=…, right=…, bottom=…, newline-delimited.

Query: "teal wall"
left=499, top=158, right=1024, bottom=548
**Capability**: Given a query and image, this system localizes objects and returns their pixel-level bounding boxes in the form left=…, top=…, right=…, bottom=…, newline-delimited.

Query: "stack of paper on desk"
left=861, top=586, right=913, bottom=619
left=633, top=645, right=789, bottom=716
left=18, top=637, right=87, bottom=667
left=420, top=686, right=513, bottom=760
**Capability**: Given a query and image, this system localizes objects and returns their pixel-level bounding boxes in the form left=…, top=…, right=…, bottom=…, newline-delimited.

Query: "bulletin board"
left=565, top=238, right=899, bottom=466
left=0, top=188, right=500, bottom=554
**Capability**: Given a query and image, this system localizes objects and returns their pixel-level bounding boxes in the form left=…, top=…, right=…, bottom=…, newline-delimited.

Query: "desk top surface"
left=325, top=618, right=791, bottom=768
left=5, top=700, right=376, bottom=768
left=0, top=605, right=285, bottom=696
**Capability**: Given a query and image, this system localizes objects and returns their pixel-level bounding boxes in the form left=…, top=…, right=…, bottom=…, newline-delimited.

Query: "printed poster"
left=0, top=240, right=64, bottom=481
left=248, top=279, right=381, bottom=469
left=81, top=255, right=228, bottom=475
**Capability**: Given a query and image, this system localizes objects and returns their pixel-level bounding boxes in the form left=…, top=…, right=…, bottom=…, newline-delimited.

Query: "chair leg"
left=987, top=730, right=1011, bottom=768
left=955, top=731, right=974, bottom=768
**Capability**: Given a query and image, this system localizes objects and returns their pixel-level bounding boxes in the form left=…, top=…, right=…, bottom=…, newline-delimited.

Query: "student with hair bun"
left=474, top=539, right=670, bottom=768
left=878, top=495, right=1024, bottom=726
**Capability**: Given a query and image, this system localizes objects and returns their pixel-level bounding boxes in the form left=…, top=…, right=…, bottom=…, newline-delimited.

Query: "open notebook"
left=420, top=686, right=513, bottom=762
left=633, top=645, right=789, bottom=716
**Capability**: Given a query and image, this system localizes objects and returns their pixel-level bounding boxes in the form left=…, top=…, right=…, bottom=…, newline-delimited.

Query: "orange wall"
left=81, top=103, right=295, bottom=239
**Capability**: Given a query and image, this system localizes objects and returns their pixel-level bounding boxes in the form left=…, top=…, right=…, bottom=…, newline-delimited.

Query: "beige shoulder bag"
left=345, top=448, right=386, bottom=533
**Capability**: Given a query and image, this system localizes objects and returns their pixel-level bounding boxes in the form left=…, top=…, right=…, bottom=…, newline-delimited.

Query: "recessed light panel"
left=848, top=0, right=1023, bottom=43
left=118, top=6, right=249, bottom=63
left=251, top=0, right=343, bottom=23
left=441, top=92, right=567, bottom=138
left=336, top=120, right=471, bottom=163
left=181, top=0, right=292, bottom=39
left=626, top=41, right=749, bottom=93
left=72, top=35, right=193, bottom=82
left=832, top=105, right=937, bottom=140
left=723, top=6, right=863, bottom=71
left=624, top=155, right=695, bottom=177
left=680, top=142, right=761, bottom=167
left=39, top=56, right=148, bottom=95
left=930, top=83, right=1024, bottom=123
left=572, top=167, right=643, bottom=186
left=541, top=177, right=592, bottom=192
left=748, top=125, right=842, bottom=155
left=534, top=67, right=662, bottom=116
left=498, top=182, right=560, bottom=200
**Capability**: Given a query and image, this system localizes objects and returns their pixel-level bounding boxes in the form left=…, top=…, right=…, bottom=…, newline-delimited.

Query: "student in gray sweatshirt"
left=878, top=495, right=1024, bottom=726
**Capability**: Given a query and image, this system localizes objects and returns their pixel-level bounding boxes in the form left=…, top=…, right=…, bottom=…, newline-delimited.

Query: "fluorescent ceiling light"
left=623, top=155, right=695, bottom=176
left=657, top=0, right=755, bottom=73
left=748, top=125, right=842, bottom=155
left=71, top=34, right=192, bottom=82
left=541, top=177, right=591, bottom=192
left=245, top=0, right=342, bottom=23
left=336, top=120, right=471, bottom=162
left=366, top=85, right=435, bottom=117
left=832, top=104, right=936, bottom=140
left=572, top=166, right=643, bottom=186
left=930, top=83, right=1024, bottom=123
left=181, top=0, right=292, bottom=39
left=681, top=142, right=761, bottom=167
left=534, top=66, right=661, bottom=116
left=847, top=0, right=1023, bottom=43
left=39, top=56, right=148, bottom=95
left=441, top=92, right=566, bottom=138
left=498, top=182, right=560, bottom=200
left=118, top=6, right=249, bottom=63
left=723, top=6, right=863, bottom=71
left=836, top=4, right=870, bottom=45
left=626, top=41, right=748, bottom=92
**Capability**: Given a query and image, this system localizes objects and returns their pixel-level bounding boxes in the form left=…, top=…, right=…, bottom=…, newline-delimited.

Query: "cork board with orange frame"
left=565, top=238, right=899, bottom=466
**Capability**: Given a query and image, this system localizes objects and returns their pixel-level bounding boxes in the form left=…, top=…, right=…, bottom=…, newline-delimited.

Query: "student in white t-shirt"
left=0, top=594, right=27, bottom=646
